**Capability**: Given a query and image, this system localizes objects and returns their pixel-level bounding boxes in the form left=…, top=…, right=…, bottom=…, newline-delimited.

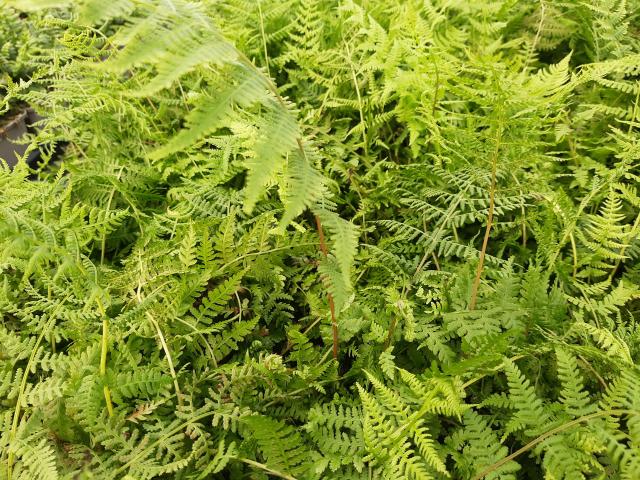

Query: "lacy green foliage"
left=1, top=0, right=640, bottom=479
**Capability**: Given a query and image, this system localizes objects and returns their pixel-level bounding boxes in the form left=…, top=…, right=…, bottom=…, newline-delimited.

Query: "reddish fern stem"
left=469, top=182, right=495, bottom=310
left=469, top=125, right=502, bottom=310
left=315, top=215, right=339, bottom=360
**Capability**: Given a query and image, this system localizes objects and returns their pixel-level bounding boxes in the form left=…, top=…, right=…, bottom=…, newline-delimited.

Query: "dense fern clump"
left=1, top=0, right=640, bottom=479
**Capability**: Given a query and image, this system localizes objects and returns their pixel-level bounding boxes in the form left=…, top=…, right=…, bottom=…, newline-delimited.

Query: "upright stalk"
left=469, top=125, right=502, bottom=310
left=315, top=215, right=339, bottom=360
left=236, top=45, right=340, bottom=360
left=97, top=299, right=114, bottom=417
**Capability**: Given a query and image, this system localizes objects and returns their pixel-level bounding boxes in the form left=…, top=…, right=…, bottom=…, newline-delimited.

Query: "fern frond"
left=244, top=415, right=314, bottom=478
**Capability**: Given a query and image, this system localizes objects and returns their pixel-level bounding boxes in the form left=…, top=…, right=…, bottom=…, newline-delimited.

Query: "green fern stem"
left=238, top=457, right=299, bottom=480
left=344, top=40, right=369, bottom=162
left=315, top=214, right=339, bottom=360
left=570, top=232, right=578, bottom=279
left=256, top=1, right=270, bottom=78
left=97, top=299, right=114, bottom=417
left=472, top=408, right=639, bottom=480
left=149, top=316, right=183, bottom=406
left=461, top=354, right=528, bottom=390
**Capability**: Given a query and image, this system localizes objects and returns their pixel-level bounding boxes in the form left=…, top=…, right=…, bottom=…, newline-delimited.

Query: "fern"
left=1, top=1, right=640, bottom=479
